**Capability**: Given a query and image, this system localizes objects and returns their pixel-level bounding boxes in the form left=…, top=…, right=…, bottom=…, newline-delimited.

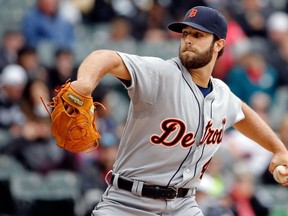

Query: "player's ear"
left=214, top=39, right=226, bottom=52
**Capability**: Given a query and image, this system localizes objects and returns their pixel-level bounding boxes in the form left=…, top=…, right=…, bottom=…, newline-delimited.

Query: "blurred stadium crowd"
left=0, top=0, right=288, bottom=216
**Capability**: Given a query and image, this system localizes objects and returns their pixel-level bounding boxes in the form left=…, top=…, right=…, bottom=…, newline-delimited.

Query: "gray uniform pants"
left=91, top=178, right=204, bottom=216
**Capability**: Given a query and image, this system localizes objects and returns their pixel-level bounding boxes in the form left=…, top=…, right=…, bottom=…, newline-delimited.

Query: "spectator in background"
left=17, top=46, right=48, bottom=82
left=82, top=0, right=116, bottom=24
left=88, top=16, right=138, bottom=59
left=266, top=11, right=288, bottom=50
left=229, top=169, right=270, bottom=216
left=142, top=2, right=170, bottom=43
left=234, top=0, right=270, bottom=38
left=1, top=79, right=79, bottom=174
left=0, top=29, right=24, bottom=71
left=20, top=79, right=51, bottom=121
left=266, top=12, right=288, bottom=87
left=48, top=48, right=77, bottom=94
left=226, top=39, right=278, bottom=106
left=22, top=0, right=75, bottom=49
left=108, top=16, right=134, bottom=43
left=0, top=64, right=28, bottom=140
left=94, top=15, right=136, bottom=52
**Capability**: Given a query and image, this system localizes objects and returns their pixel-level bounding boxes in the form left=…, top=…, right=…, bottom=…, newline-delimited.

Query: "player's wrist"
left=71, top=79, right=94, bottom=97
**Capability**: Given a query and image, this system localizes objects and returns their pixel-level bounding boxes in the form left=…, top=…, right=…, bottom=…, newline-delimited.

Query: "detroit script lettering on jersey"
left=150, top=118, right=226, bottom=148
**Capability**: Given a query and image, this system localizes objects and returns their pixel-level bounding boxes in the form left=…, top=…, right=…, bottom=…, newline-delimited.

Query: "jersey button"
left=186, top=169, right=190, bottom=173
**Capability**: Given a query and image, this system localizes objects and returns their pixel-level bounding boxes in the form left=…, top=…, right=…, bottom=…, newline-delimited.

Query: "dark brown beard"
left=179, top=42, right=214, bottom=69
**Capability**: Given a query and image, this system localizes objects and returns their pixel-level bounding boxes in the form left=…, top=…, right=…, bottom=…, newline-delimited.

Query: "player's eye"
left=193, top=32, right=203, bottom=38
left=182, top=31, right=188, bottom=37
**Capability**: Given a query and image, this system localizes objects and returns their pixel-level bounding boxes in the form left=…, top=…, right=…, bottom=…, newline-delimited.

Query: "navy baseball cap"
left=168, top=6, right=227, bottom=39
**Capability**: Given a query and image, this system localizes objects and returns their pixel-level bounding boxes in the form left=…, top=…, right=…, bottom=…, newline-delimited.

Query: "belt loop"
left=186, top=188, right=196, bottom=197
left=131, top=180, right=144, bottom=197
left=131, top=180, right=139, bottom=196
left=136, top=181, right=144, bottom=196
left=112, top=173, right=120, bottom=189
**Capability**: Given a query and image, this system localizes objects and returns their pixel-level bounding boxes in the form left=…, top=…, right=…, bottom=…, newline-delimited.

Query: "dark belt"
left=111, top=175, right=190, bottom=200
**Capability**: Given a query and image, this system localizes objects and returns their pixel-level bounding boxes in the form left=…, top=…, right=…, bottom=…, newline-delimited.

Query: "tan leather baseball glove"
left=42, top=80, right=104, bottom=153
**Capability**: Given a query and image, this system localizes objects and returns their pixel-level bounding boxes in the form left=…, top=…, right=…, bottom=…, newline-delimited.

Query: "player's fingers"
left=282, top=180, right=288, bottom=186
left=64, top=102, right=74, bottom=114
left=269, top=164, right=276, bottom=174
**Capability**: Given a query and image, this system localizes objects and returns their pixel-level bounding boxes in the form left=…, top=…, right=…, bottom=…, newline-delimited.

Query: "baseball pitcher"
left=49, top=6, right=288, bottom=216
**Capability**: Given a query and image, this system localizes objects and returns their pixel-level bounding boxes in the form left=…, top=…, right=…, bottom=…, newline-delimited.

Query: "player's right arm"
left=71, top=50, right=131, bottom=96
left=233, top=102, right=288, bottom=184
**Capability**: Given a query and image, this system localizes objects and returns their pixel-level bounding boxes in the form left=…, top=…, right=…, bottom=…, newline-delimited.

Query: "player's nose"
left=184, top=35, right=194, bottom=45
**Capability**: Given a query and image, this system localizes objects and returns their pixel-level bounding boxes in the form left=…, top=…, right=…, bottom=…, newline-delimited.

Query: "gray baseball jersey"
left=112, top=52, right=244, bottom=190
